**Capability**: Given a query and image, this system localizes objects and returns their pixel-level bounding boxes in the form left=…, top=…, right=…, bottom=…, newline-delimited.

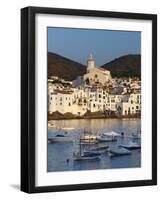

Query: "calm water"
left=47, top=118, right=141, bottom=172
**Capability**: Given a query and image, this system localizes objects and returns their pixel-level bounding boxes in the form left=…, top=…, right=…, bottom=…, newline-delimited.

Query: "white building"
left=117, top=93, right=141, bottom=115
left=48, top=55, right=141, bottom=117
left=83, top=54, right=111, bottom=85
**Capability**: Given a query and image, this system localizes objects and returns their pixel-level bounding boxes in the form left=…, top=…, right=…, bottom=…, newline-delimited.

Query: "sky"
left=48, top=27, right=141, bottom=66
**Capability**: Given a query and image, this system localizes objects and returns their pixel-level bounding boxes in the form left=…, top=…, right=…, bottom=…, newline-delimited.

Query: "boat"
left=73, top=154, right=100, bottom=161
left=109, top=147, right=132, bottom=157
left=97, top=131, right=120, bottom=142
left=91, top=145, right=109, bottom=151
left=101, top=131, right=121, bottom=137
left=80, top=129, right=97, bottom=144
left=73, top=136, right=100, bottom=161
left=48, top=134, right=73, bottom=143
left=120, top=141, right=141, bottom=150
left=80, top=140, right=98, bottom=145
left=80, top=134, right=97, bottom=141
left=97, top=135, right=117, bottom=142
left=83, top=151, right=101, bottom=157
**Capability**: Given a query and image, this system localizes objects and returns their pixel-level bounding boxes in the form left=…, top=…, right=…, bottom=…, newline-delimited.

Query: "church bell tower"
left=87, top=54, right=95, bottom=73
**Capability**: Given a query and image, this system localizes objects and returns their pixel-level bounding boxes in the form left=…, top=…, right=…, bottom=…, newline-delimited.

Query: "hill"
left=101, top=54, right=141, bottom=78
left=48, top=52, right=86, bottom=81
left=48, top=52, right=141, bottom=80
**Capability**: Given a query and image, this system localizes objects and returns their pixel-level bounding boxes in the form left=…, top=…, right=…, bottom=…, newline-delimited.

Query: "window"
left=99, top=94, right=101, bottom=98
left=69, top=103, right=71, bottom=106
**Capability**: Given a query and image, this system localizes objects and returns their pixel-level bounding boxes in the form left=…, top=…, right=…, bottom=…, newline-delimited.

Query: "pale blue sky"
left=48, top=27, right=141, bottom=66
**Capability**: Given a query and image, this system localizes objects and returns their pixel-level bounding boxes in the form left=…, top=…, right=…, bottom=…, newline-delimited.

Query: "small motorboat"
left=109, top=147, right=132, bottom=157
left=120, top=141, right=141, bottom=150
left=48, top=134, right=73, bottom=143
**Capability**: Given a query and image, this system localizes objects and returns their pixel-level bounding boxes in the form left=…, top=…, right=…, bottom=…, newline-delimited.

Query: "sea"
left=47, top=118, right=141, bottom=172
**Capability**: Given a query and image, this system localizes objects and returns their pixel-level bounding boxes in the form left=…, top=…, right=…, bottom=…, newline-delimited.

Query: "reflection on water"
left=48, top=118, right=141, bottom=172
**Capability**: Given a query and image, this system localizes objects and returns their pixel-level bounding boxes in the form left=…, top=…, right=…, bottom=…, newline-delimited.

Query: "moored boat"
left=73, top=154, right=100, bottom=161
left=120, top=141, right=141, bottom=150
left=97, top=136, right=117, bottom=142
left=101, top=131, right=121, bottom=137
left=91, top=145, right=109, bottom=151
left=73, top=135, right=100, bottom=161
left=80, top=130, right=97, bottom=144
left=97, top=131, right=120, bottom=142
left=48, top=134, right=73, bottom=143
left=80, top=134, right=97, bottom=141
left=83, top=151, right=101, bottom=157
left=109, top=147, right=132, bottom=157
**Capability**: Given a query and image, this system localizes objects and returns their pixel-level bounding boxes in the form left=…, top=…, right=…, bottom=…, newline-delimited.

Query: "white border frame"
left=35, top=14, right=152, bottom=187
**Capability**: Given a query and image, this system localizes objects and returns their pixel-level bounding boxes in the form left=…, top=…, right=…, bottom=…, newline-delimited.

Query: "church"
left=83, top=54, right=112, bottom=85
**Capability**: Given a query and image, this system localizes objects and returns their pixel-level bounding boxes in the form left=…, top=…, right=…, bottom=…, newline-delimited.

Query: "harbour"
left=47, top=118, right=141, bottom=172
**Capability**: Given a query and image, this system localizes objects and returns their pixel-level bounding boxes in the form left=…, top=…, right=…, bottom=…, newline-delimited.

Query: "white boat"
left=80, top=140, right=98, bottom=145
left=97, top=135, right=117, bottom=142
left=80, top=130, right=97, bottom=144
left=48, top=134, right=73, bottom=143
left=97, top=131, right=120, bottom=142
left=80, top=134, right=97, bottom=141
left=109, top=147, right=132, bottom=157
left=120, top=141, right=141, bottom=150
left=102, top=131, right=121, bottom=137
left=73, top=136, right=100, bottom=161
